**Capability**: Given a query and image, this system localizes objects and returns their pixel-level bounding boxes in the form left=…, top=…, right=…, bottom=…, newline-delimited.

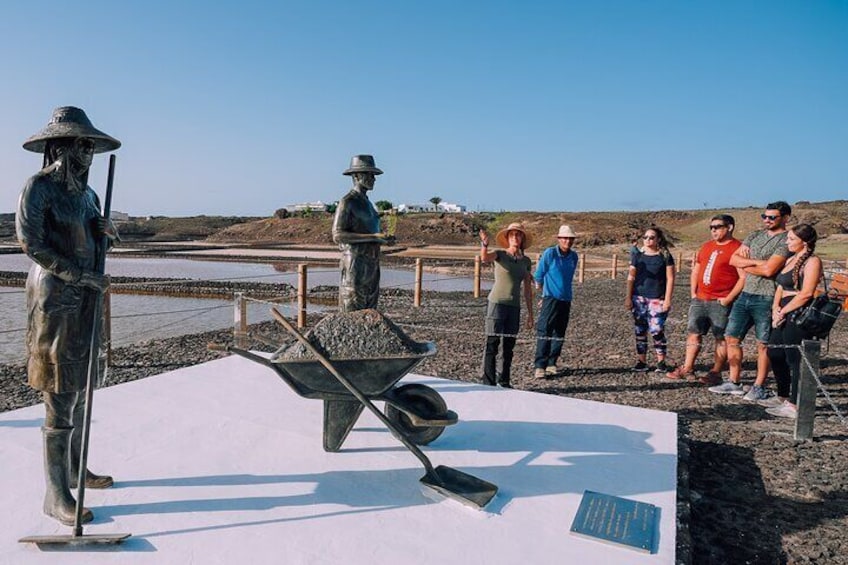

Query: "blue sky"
left=1, top=1, right=846, bottom=216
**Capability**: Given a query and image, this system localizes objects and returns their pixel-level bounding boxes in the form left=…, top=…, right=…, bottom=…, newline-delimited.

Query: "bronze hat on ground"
left=495, top=222, right=533, bottom=249
left=343, top=154, right=383, bottom=176
left=22, top=106, right=121, bottom=154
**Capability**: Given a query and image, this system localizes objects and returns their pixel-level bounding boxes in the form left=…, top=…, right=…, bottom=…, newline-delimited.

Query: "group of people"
left=478, top=202, right=826, bottom=421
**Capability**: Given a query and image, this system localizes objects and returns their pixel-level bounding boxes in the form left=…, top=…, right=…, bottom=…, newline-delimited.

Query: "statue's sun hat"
left=23, top=106, right=121, bottom=154
left=343, top=154, right=383, bottom=176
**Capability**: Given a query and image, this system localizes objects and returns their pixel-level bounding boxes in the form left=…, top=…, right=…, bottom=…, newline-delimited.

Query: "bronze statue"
left=16, top=107, right=120, bottom=525
left=332, top=155, right=394, bottom=312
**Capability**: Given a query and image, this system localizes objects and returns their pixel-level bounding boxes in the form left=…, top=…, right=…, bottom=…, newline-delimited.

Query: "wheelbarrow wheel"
left=385, top=384, right=447, bottom=445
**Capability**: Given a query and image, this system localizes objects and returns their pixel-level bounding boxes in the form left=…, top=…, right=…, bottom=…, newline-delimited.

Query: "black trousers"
left=767, top=319, right=813, bottom=403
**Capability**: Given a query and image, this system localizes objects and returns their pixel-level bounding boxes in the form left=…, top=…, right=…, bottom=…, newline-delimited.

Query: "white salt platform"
left=1, top=355, right=678, bottom=564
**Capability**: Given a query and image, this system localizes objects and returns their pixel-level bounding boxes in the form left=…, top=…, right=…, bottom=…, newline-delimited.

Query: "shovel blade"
left=420, top=465, right=498, bottom=510
left=19, top=533, right=131, bottom=546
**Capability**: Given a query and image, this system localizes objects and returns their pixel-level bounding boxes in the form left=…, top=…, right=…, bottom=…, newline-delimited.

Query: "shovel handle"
left=270, top=308, right=440, bottom=479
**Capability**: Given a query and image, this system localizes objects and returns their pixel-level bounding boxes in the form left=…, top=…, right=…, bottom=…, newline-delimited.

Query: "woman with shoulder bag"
left=763, top=224, right=822, bottom=419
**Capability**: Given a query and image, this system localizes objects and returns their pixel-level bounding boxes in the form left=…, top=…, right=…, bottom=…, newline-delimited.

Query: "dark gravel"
left=2, top=277, right=847, bottom=564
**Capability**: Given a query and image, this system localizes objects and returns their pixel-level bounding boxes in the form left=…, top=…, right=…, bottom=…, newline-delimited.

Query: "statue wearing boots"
left=16, top=107, right=120, bottom=525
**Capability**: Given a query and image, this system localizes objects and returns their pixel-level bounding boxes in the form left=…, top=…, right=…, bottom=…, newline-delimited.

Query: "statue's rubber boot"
left=69, top=426, right=113, bottom=489
left=43, top=427, right=93, bottom=525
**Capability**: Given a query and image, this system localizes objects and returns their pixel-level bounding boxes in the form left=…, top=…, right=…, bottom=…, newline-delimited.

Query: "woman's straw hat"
left=495, top=222, right=533, bottom=249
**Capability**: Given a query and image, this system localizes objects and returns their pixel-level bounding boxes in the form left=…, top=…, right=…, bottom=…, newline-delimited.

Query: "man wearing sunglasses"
left=709, top=202, right=792, bottom=398
left=667, top=215, right=745, bottom=384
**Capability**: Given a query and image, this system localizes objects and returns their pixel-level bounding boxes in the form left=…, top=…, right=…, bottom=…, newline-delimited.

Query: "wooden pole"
left=794, top=339, right=820, bottom=441
left=578, top=252, right=586, bottom=284
left=676, top=252, right=683, bottom=273
left=103, top=289, right=112, bottom=366
left=414, top=258, right=423, bottom=307
left=473, top=255, right=481, bottom=298
left=297, top=263, right=307, bottom=329
left=611, top=254, right=618, bottom=279
left=691, top=253, right=696, bottom=268
left=234, top=292, right=248, bottom=348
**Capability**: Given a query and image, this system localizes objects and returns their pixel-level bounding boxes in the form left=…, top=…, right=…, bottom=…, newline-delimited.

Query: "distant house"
left=110, top=211, right=130, bottom=221
left=397, top=202, right=466, bottom=214
left=286, top=201, right=329, bottom=213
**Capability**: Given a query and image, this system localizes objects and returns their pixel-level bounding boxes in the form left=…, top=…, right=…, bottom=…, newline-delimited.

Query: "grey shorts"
left=686, top=298, right=730, bottom=338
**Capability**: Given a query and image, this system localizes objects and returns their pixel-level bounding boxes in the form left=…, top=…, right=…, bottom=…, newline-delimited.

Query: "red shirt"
left=695, top=238, right=742, bottom=300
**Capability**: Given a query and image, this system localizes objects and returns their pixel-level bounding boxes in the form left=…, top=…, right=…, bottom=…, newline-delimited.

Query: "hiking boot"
left=698, top=371, right=723, bottom=386
left=632, top=361, right=649, bottom=372
left=766, top=401, right=797, bottom=419
left=534, top=368, right=546, bottom=379
left=666, top=367, right=695, bottom=381
left=743, top=385, right=770, bottom=402
left=654, top=360, right=673, bottom=373
left=708, top=380, right=745, bottom=395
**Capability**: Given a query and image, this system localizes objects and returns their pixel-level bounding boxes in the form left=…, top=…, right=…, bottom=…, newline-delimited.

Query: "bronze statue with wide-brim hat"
left=332, top=154, right=393, bottom=312
left=16, top=106, right=120, bottom=527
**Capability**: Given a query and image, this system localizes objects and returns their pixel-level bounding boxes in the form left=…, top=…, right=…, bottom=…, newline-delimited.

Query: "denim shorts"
left=686, top=298, right=730, bottom=338
left=725, top=292, right=773, bottom=343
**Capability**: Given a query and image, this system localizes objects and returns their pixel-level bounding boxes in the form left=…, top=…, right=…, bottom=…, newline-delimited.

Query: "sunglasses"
left=709, top=224, right=727, bottom=230
left=643, top=235, right=656, bottom=240
left=761, top=214, right=780, bottom=221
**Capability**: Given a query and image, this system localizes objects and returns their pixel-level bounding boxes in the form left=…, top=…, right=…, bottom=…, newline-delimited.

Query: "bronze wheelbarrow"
left=209, top=307, right=497, bottom=509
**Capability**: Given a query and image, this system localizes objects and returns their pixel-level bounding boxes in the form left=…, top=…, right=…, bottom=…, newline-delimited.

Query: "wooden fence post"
left=676, top=252, right=683, bottom=273
left=473, top=255, right=481, bottom=298
left=611, top=254, right=618, bottom=279
left=234, top=292, right=248, bottom=348
left=795, top=339, right=821, bottom=441
left=297, top=263, right=307, bottom=329
left=578, top=252, right=586, bottom=284
left=414, top=259, right=423, bottom=307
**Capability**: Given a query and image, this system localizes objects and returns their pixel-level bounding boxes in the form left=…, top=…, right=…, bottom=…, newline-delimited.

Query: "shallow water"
left=0, top=254, right=488, bottom=363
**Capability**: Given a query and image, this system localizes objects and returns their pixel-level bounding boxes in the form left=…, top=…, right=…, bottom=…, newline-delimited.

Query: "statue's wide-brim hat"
left=496, top=222, right=533, bottom=249
left=343, top=154, right=383, bottom=175
left=23, top=106, right=121, bottom=154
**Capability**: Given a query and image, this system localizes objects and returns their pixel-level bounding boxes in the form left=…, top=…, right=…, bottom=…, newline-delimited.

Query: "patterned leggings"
left=631, top=295, right=668, bottom=356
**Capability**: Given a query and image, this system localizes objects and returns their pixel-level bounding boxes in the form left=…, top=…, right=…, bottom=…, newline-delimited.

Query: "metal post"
left=578, top=252, right=586, bottom=284
left=234, top=292, right=248, bottom=349
left=414, top=258, right=423, bottom=308
left=611, top=254, right=618, bottom=279
left=297, top=263, right=307, bottom=329
left=103, top=289, right=112, bottom=366
left=473, top=255, right=481, bottom=298
left=794, top=339, right=821, bottom=441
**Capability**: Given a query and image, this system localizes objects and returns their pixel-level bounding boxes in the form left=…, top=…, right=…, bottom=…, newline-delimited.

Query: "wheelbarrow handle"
left=269, top=307, right=440, bottom=480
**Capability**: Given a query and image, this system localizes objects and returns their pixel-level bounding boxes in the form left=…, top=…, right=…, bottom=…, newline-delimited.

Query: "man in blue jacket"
left=533, top=225, right=579, bottom=377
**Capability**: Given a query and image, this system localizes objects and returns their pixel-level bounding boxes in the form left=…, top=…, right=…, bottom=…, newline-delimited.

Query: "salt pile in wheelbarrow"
left=273, top=309, right=430, bottom=361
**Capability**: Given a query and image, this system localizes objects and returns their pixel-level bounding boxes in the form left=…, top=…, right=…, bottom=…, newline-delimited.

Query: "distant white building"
left=397, top=202, right=466, bottom=214
left=287, top=201, right=329, bottom=213
left=110, top=211, right=130, bottom=221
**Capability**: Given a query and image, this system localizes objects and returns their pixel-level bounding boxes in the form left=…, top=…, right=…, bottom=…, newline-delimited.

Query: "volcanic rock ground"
left=2, top=277, right=847, bottom=564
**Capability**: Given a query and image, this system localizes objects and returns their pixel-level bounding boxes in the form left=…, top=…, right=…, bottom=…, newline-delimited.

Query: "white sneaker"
left=708, top=381, right=745, bottom=395
left=545, top=365, right=559, bottom=376
left=766, top=401, right=797, bottom=419
left=758, top=395, right=784, bottom=408
left=534, top=368, right=546, bottom=379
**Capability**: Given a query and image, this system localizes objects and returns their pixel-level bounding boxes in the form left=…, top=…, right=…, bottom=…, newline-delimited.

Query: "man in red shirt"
left=667, top=214, right=745, bottom=384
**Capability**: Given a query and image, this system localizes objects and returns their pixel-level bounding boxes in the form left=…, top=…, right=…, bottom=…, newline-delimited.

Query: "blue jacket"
left=534, top=246, right=578, bottom=301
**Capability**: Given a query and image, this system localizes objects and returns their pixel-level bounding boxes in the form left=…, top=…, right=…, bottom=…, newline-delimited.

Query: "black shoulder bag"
left=790, top=275, right=844, bottom=339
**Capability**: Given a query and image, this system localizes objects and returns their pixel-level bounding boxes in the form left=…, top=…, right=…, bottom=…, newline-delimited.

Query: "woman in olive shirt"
left=479, top=222, right=535, bottom=387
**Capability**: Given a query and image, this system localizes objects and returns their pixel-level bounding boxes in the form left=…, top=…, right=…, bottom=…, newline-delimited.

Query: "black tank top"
left=775, top=269, right=798, bottom=291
